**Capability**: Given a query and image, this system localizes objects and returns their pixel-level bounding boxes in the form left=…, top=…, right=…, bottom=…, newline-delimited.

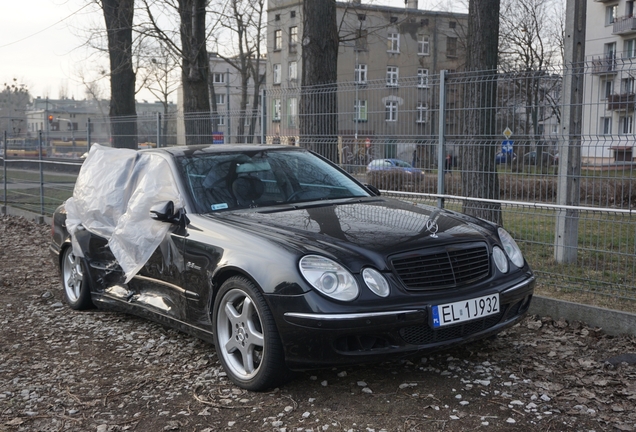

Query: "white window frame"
left=387, top=32, right=400, bottom=53
left=385, top=101, right=398, bottom=122
left=417, top=68, right=429, bottom=88
left=213, top=73, right=225, bottom=84
left=290, top=26, right=298, bottom=45
left=288, top=61, right=298, bottom=81
left=274, top=29, right=282, bottom=50
left=603, top=79, right=613, bottom=100
left=215, top=94, right=225, bottom=105
left=355, top=64, right=367, bottom=84
left=217, top=115, right=225, bottom=126
left=354, top=100, right=367, bottom=121
left=287, top=97, right=297, bottom=127
left=620, top=115, right=633, bottom=134
left=625, top=39, right=636, bottom=58
left=273, top=99, right=281, bottom=121
left=622, top=77, right=634, bottom=93
left=386, top=66, right=399, bottom=87
left=416, top=103, right=427, bottom=123
left=601, top=117, right=612, bottom=135
left=607, top=5, right=618, bottom=25
left=273, top=63, right=281, bottom=84
left=418, top=35, right=430, bottom=55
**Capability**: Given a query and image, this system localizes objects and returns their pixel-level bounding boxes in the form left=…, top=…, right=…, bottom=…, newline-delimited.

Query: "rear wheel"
left=213, top=276, right=290, bottom=391
left=60, top=246, right=93, bottom=310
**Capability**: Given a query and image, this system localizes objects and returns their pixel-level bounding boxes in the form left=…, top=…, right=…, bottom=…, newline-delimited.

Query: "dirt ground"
left=1, top=215, right=636, bottom=432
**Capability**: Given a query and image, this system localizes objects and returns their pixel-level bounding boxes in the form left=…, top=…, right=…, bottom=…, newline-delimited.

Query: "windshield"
left=177, top=149, right=370, bottom=213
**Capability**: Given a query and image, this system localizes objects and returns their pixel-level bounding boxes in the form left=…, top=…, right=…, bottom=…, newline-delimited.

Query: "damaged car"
left=50, top=144, right=535, bottom=391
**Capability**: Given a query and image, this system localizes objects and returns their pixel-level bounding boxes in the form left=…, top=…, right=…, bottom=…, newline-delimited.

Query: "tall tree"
left=460, top=0, right=502, bottom=224
left=102, top=0, right=137, bottom=149
left=140, top=0, right=213, bottom=145
left=179, top=0, right=212, bottom=144
left=300, top=0, right=339, bottom=162
left=0, top=80, right=30, bottom=137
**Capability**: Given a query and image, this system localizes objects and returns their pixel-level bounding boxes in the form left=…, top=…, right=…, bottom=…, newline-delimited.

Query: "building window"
left=385, top=101, right=398, bottom=122
left=355, top=64, right=367, bottom=84
left=275, top=14, right=280, bottom=21
left=290, top=10, right=296, bottom=18
left=626, top=39, right=636, bottom=58
left=603, top=79, right=613, bottom=100
left=386, top=66, right=399, bottom=87
left=601, top=117, right=612, bottom=135
left=213, top=73, right=225, bottom=83
left=290, top=26, right=298, bottom=45
left=387, top=32, right=400, bottom=52
left=421, top=18, right=429, bottom=26
left=354, top=100, right=367, bottom=121
left=217, top=115, right=225, bottom=126
left=447, top=37, right=458, bottom=57
left=355, top=29, right=368, bottom=51
left=274, top=29, right=282, bottom=50
left=287, top=98, right=297, bottom=127
left=417, top=68, right=429, bottom=88
left=289, top=61, right=297, bottom=81
left=215, top=94, right=225, bottom=105
left=273, top=99, right=281, bottom=121
left=622, top=77, right=634, bottom=93
left=606, top=5, right=618, bottom=25
left=416, top=103, right=428, bottom=123
left=620, top=116, right=633, bottom=134
left=273, top=64, right=281, bottom=84
left=418, top=35, right=430, bottom=55
left=449, top=21, right=456, bottom=29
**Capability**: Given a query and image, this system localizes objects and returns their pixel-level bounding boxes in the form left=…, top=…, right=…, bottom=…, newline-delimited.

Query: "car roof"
left=146, top=144, right=303, bottom=157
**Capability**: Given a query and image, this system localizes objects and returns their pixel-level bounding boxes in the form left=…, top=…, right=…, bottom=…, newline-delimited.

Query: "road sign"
left=502, top=139, right=514, bottom=154
left=503, top=127, right=513, bottom=139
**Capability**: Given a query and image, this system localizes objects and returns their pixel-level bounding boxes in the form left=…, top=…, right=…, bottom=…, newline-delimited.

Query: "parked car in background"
left=367, top=158, right=422, bottom=174
left=495, top=152, right=516, bottom=164
left=51, top=144, right=535, bottom=391
left=523, top=151, right=558, bottom=166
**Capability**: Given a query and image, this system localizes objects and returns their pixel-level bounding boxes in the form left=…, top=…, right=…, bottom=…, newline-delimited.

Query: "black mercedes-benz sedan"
left=50, top=144, right=534, bottom=391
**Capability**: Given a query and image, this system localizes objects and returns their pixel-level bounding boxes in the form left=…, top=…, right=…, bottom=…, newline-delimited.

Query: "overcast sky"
left=0, top=0, right=465, bottom=102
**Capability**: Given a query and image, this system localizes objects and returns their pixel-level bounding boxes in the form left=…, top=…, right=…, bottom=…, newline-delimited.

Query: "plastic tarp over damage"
left=65, top=144, right=183, bottom=282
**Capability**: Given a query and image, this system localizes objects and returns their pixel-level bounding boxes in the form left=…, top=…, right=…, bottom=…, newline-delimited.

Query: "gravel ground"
left=1, top=215, right=636, bottom=432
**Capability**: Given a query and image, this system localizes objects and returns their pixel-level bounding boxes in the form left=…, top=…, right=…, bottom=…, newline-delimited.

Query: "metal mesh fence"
left=2, top=62, right=636, bottom=311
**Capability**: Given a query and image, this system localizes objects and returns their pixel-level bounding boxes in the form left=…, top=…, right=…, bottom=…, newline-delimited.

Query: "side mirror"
left=365, top=184, right=381, bottom=196
left=151, top=201, right=190, bottom=233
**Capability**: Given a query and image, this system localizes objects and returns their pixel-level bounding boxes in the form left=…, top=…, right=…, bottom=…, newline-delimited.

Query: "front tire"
left=60, top=246, right=93, bottom=310
left=213, top=276, right=290, bottom=391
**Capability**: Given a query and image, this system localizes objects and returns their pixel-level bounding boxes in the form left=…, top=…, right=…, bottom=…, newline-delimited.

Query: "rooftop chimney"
left=406, top=0, right=418, bottom=9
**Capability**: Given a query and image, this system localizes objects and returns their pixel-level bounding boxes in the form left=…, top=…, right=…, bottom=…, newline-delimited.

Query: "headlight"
left=362, top=268, right=390, bottom=297
left=299, top=255, right=359, bottom=301
left=497, top=227, right=525, bottom=268
left=492, top=246, right=509, bottom=273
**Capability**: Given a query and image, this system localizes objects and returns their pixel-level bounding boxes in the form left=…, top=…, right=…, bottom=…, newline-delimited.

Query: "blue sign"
left=502, top=139, right=514, bottom=154
left=213, top=132, right=224, bottom=144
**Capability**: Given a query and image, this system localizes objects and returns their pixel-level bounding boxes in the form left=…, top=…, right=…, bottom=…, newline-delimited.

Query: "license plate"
left=431, top=294, right=500, bottom=328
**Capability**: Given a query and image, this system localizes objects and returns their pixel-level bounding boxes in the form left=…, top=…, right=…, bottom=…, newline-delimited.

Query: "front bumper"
left=275, top=275, right=535, bottom=370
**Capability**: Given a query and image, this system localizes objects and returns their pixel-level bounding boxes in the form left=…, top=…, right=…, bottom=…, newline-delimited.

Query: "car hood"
left=200, top=197, right=496, bottom=267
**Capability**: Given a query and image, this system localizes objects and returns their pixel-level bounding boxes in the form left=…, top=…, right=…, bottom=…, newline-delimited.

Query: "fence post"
left=87, top=118, right=91, bottom=153
left=226, top=69, right=231, bottom=144
left=437, top=70, right=447, bottom=209
left=156, top=112, right=162, bottom=148
left=261, top=89, right=266, bottom=144
left=555, top=0, right=586, bottom=264
left=39, top=130, right=44, bottom=217
left=2, top=131, right=6, bottom=214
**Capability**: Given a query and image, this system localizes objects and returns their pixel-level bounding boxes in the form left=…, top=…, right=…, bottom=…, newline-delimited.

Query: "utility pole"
left=555, top=0, right=586, bottom=263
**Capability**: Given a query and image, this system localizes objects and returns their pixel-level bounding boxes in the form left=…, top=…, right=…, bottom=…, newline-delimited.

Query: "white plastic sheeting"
left=65, top=144, right=183, bottom=282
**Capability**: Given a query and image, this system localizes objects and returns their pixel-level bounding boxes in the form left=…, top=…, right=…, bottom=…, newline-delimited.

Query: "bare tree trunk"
left=102, top=0, right=137, bottom=149
left=460, top=0, right=502, bottom=225
left=300, top=0, right=339, bottom=162
left=179, top=0, right=211, bottom=145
